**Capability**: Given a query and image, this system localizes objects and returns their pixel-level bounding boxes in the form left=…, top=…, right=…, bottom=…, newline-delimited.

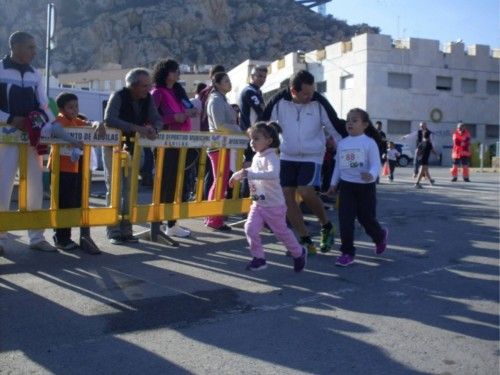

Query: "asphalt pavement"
left=0, top=166, right=498, bottom=374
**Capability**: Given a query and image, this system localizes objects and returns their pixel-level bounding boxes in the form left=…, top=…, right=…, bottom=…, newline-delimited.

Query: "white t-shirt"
left=331, top=134, right=381, bottom=185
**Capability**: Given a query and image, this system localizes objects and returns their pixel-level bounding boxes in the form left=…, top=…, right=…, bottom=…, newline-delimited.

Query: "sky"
left=326, top=0, right=499, bottom=48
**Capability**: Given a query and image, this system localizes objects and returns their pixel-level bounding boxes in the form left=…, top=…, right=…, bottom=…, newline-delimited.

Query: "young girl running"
left=327, top=108, right=388, bottom=267
left=229, top=122, right=306, bottom=272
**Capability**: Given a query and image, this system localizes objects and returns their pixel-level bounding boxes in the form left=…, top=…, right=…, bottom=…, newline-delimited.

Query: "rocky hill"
left=0, top=0, right=378, bottom=74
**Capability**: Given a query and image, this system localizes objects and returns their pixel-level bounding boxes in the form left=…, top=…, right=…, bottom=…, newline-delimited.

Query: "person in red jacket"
left=451, top=122, right=471, bottom=182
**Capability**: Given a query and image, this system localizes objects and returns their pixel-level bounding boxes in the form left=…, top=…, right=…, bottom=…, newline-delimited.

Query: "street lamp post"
left=45, top=3, right=55, bottom=98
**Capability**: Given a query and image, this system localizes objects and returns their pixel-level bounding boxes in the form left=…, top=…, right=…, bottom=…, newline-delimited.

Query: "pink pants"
left=205, top=150, right=230, bottom=228
left=244, top=204, right=303, bottom=259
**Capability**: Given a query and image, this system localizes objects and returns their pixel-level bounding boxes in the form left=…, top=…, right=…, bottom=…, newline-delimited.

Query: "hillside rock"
left=0, top=0, right=379, bottom=74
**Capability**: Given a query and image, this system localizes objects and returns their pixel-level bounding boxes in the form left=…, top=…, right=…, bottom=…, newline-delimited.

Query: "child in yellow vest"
left=48, top=92, right=105, bottom=254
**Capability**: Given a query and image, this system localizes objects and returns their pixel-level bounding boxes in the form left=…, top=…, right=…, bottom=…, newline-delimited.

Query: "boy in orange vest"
left=48, top=92, right=105, bottom=254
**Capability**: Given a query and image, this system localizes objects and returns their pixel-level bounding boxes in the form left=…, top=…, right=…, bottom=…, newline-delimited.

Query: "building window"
left=317, top=80, right=327, bottom=93
left=115, top=79, right=123, bottom=90
left=387, top=120, right=411, bottom=135
left=436, top=76, right=452, bottom=91
left=103, top=80, right=111, bottom=90
left=487, top=80, right=499, bottom=95
left=388, top=73, right=412, bottom=89
left=465, top=123, right=477, bottom=138
left=485, top=124, right=499, bottom=139
left=461, top=78, right=477, bottom=94
left=340, top=75, right=353, bottom=90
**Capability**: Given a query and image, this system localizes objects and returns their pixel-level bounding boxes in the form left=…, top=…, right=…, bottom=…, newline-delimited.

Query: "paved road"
left=0, top=167, right=498, bottom=374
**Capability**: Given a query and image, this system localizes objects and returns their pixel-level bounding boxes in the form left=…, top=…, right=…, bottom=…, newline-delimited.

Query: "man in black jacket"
left=103, top=68, right=161, bottom=244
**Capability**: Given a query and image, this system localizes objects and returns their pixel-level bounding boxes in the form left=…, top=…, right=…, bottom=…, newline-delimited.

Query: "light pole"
left=45, top=3, right=56, bottom=98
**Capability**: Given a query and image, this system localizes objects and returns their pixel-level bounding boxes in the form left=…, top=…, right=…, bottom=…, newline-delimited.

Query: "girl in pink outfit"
left=230, top=122, right=306, bottom=272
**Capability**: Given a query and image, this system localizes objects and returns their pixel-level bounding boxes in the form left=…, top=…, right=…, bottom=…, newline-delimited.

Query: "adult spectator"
left=451, top=122, right=471, bottom=182
left=103, top=68, right=161, bottom=244
left=375, top=120, right=387, bottom=158
left=151, top=59, right=193, bottom=238
left=199, top=65, right=225, bottom=198
left=205, top=72, right=241, bottom=231
left=239, top=65, right=267, bottom=132
left=261, top=70, right=347, bottom=254
left=402, top=122, right=435, bottom=178
left=0, top=31, right=57, bottom=254
left=190, top=82, right=207, bottom=132
left=238, top=65, right=267, bottom=196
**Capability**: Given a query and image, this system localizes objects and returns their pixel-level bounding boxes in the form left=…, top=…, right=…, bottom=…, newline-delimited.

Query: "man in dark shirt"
left=103, top=68, right=161, bottom=244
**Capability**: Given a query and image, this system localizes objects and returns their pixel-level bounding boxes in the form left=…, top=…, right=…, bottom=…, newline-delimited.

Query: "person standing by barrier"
left=103, top=68, right=161, bottom=244
left=205, top=72, right=241, bottom=231
left=199, top=65, right=226, bottom=199
left=48, top=92, right=105, bottom=254
left=238, top=65, right=268, bottom=197
left=451, top=122, right=471, bottom=182
left=229, top=122, right=306, bottom=272
left=327, top=108, right=388, bottom=267
left=151, top=59, right=193, bottom=238
left=0, top=31, right=57, bottom=254
left=261, top=70, right=348, bottom=255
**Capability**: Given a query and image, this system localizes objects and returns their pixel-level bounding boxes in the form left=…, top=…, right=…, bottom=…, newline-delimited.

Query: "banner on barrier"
left=138, top=131, right=249, bottom=149
left=0, top=125, right=121, bottom=147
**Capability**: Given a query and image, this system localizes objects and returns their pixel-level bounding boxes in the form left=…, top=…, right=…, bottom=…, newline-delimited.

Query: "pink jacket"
left=151, top=86, right=191, bottom=131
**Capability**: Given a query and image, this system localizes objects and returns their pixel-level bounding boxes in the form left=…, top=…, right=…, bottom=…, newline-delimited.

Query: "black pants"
left=54, top=171, right=89, bottom=243
left=338, top=180, right=384, bottom=255
left=159, top=148, right=197, bottom=227
left=388, top=160, right=397, bottom=180
left=413, top=157, right=421, bottom=176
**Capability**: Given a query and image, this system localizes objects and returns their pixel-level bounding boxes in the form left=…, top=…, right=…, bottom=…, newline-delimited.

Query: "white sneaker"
left=166, top=224, right=191, bottom=238
left=29, top=240, right=57, bottom=252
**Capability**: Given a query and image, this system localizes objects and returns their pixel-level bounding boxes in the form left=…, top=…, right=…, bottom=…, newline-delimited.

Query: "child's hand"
left=229, top=169, right=246, bottom=187
left=325, top=185, right=337, bottom=196
left=361, top=172, right=373, bottom=182
left=92, top=121, right=107, bottom=138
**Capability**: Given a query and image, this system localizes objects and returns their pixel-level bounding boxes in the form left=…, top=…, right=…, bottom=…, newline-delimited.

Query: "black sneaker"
left=80, top=236, right=101, bottom=255
left=245, top=257, right=267, bottom=271
left=210, top=224, right=232, bottom=232
left=54, top=238, right=79, bottom=251
left=293, top=247, right=307, bottom=273
left=464, top=178, right=470, bottom=182
left=109, top=236, right=125, bottom=245
left=451, top=177, right=458, bottom=182
left=122, top=234, right=139, bottom=243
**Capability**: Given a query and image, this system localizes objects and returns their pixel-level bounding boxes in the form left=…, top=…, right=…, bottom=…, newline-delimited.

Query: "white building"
left=229, top=33, right=499, bottom=164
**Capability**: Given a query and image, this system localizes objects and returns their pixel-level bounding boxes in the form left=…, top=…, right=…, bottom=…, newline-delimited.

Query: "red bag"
left=382, top=161, right=390, bottom=176
left=26, top=111, right=49, bottom=155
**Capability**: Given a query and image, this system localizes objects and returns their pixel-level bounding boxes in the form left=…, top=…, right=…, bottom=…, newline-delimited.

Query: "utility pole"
left=45, top=3, right=56, bottom=98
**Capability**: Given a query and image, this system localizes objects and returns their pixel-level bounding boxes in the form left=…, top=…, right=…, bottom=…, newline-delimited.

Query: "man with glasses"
left=102, top=68, right=162, bottom=244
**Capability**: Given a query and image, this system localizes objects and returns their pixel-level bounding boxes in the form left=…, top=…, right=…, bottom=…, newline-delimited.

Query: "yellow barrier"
left=129, top=131, right=251, bottom=224
left=0, top=126, right=252, bottom=235
left=0, top=125, right=122, bottom=231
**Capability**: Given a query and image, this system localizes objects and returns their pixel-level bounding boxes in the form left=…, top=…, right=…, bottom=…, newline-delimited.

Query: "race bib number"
left=339, top=148, right=365, bottom=169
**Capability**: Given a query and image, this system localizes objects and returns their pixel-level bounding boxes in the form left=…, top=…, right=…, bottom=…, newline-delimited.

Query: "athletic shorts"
left=280, top=160, right=322, bottom=187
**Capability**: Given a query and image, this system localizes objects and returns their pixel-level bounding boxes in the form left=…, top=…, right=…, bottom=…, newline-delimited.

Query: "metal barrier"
left=128, top=131, right=251, bottom=243
left=0, top=125, right=122, bottom=231
left=0, top=126, right=251, bottom=236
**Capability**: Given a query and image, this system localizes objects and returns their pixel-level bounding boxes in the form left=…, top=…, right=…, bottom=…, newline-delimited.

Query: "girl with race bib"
left=327, top=108, right=388, bottom=267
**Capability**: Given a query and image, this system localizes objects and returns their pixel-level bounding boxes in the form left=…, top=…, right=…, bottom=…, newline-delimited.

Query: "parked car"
left=395, top=143, right=413, bottom=167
